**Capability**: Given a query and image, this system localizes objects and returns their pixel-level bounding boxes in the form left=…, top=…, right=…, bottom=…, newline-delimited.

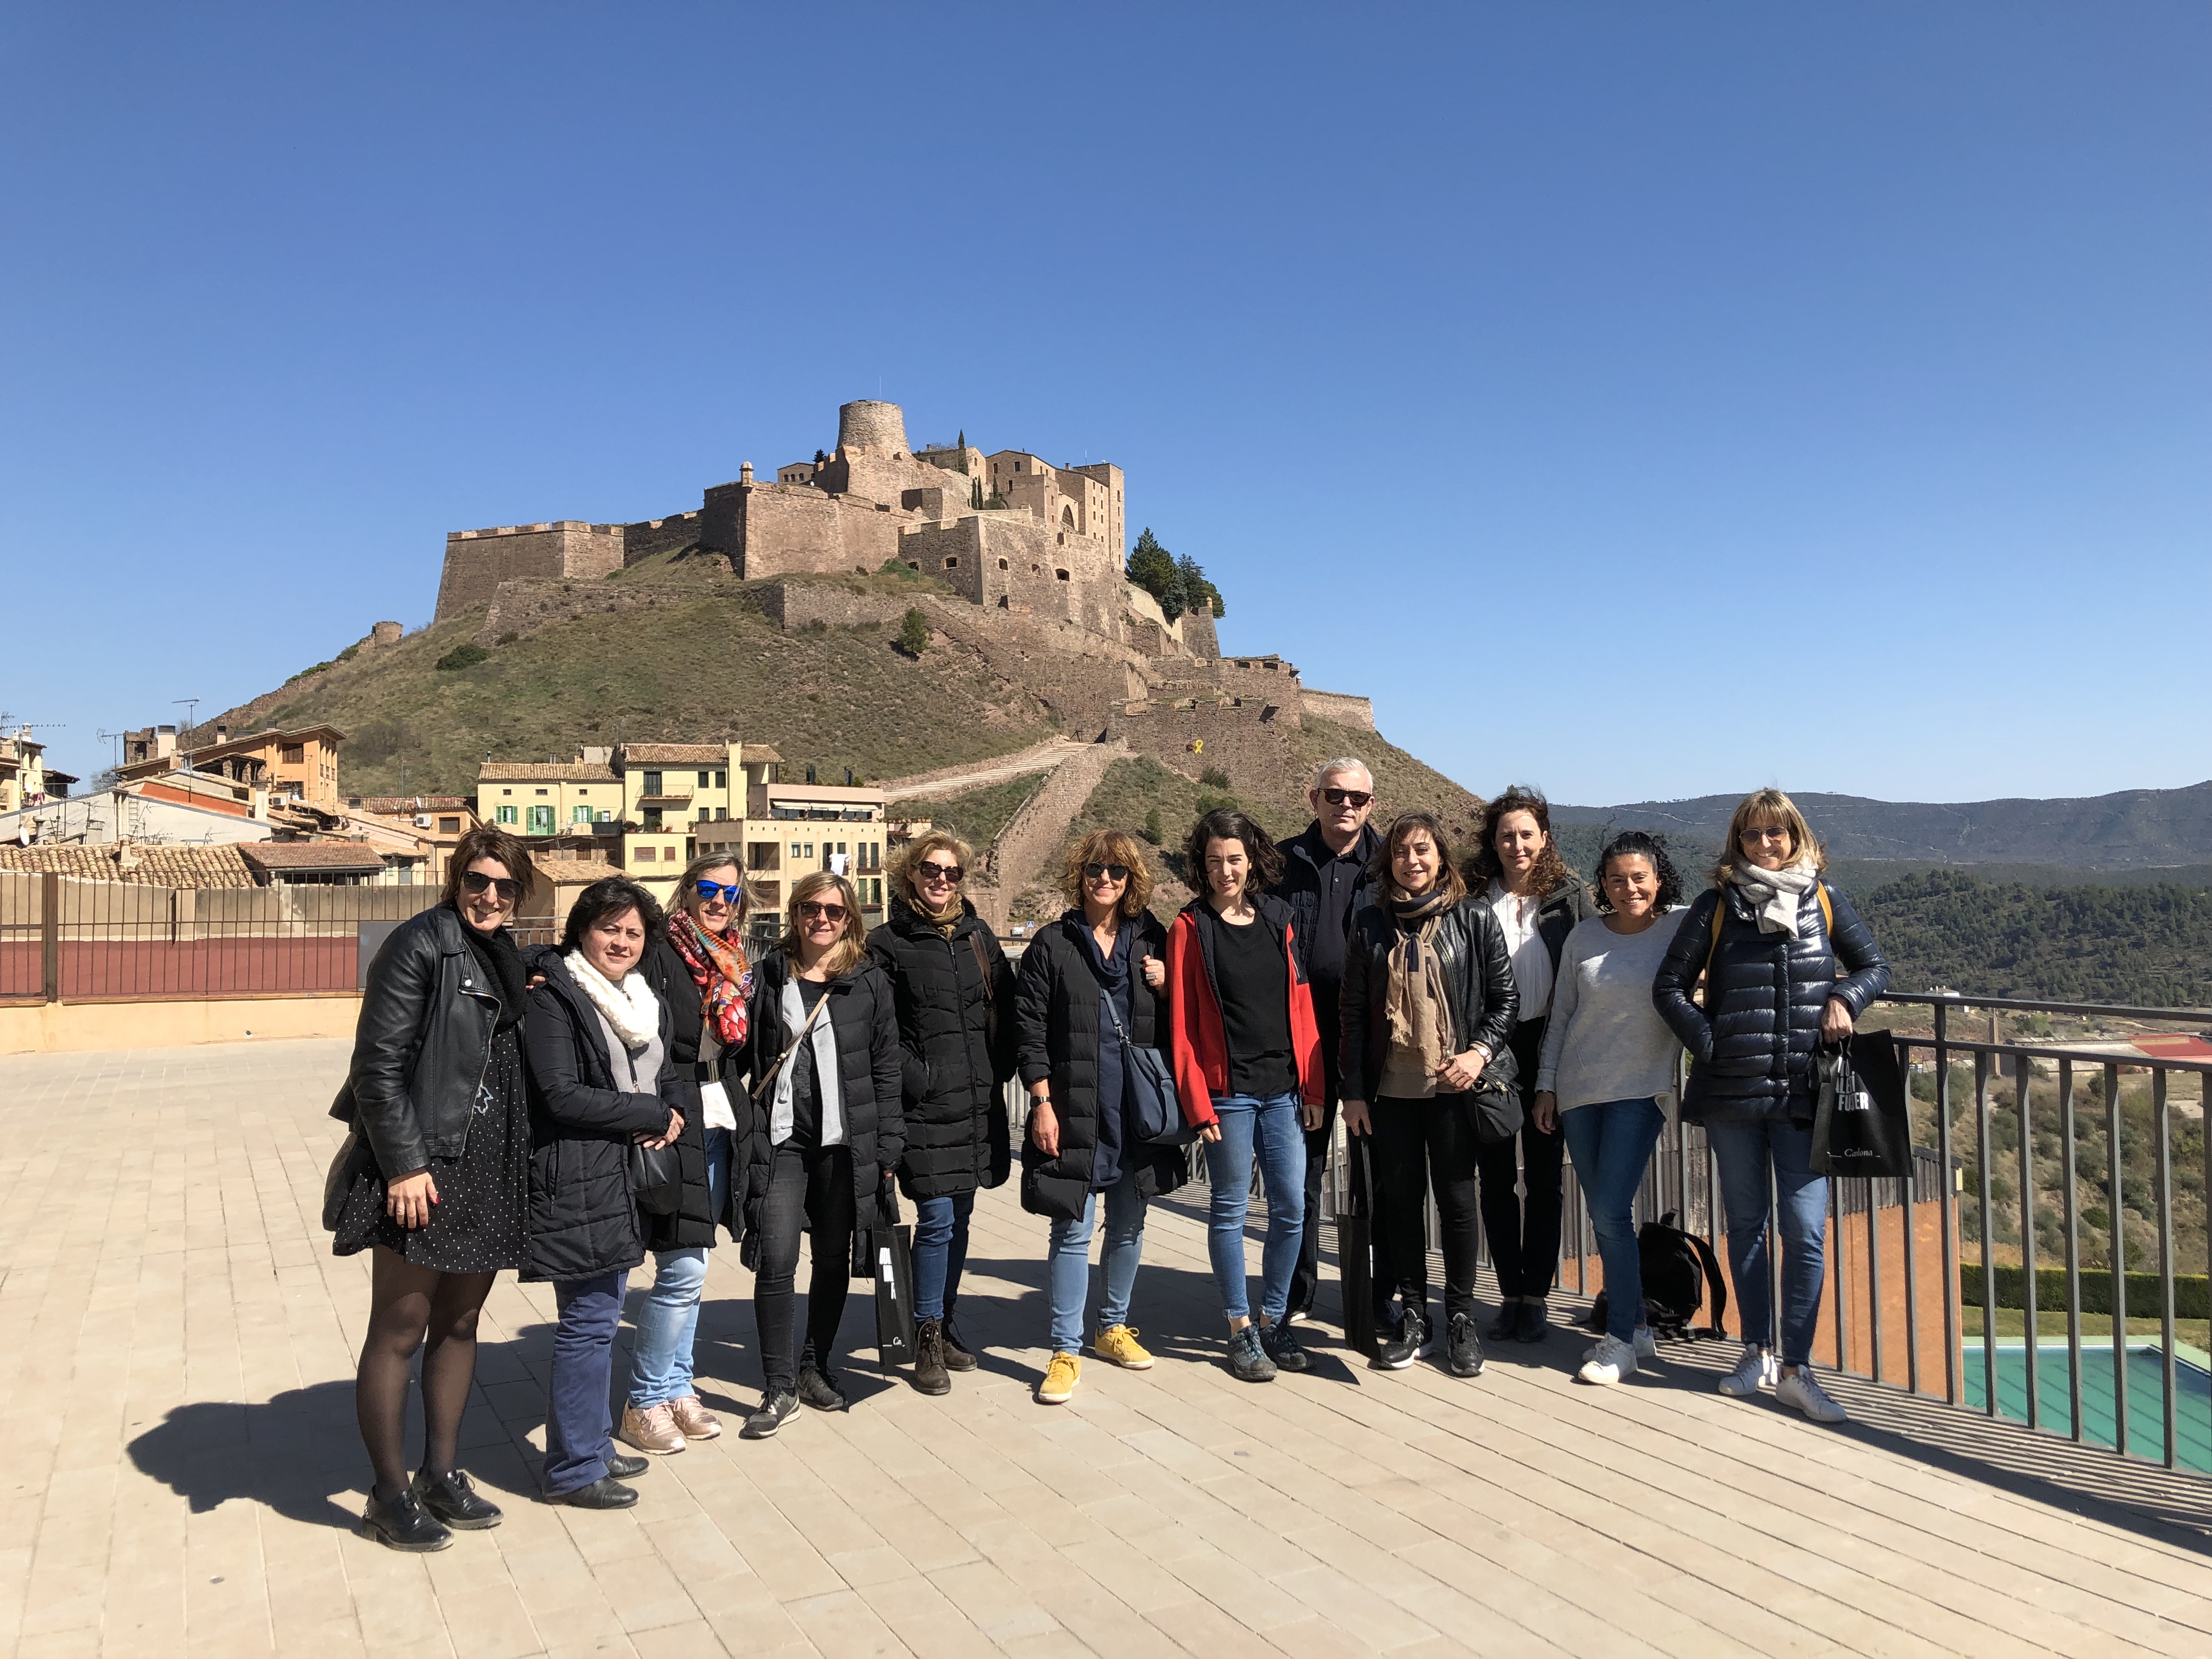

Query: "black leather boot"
left=913, top=1319, right=951, bottom=1396
left=358, top=1487, right=453, bottom=1551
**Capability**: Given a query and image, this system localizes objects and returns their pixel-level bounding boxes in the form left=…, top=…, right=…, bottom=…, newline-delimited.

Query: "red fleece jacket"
left=1164, top=905, right=1324, bottom=1126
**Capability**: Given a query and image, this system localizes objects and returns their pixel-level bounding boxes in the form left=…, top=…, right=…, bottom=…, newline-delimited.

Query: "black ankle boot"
left=413, top=1468, right=501, bottom=1530
left=913, top=1319, right=951, bottom=1396
left=358, top=1487, right=453, bottom=1552
left=939, top=1318, right=978, bottom=1372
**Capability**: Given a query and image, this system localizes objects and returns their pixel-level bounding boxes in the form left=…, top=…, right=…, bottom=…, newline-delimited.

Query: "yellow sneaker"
left=1093, top=1325, right=1154, bottom=1370
left=1036, top=1351, right=1081, bottom=1405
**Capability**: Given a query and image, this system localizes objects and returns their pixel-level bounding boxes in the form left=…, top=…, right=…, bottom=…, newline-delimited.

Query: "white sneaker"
left=1717, top=1345, right=1778, bottom=1397
left=1632, top=1326, right=1658, bottom=1364
left=1577, top=1335, right=1637, bottom=1386
left=1775, top=1368, right=1848, bottom=1424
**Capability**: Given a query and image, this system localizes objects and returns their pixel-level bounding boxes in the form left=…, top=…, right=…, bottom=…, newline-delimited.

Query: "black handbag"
left=1098, top=967, right=1195, bottom=1149
left=611, top=1024, right=684, bottom=1216
left=1809, top=1032, right=1912, bottom=1178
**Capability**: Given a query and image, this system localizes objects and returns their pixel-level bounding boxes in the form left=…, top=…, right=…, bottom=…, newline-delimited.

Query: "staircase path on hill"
left=879, top=737, right=1088, bottom=803
left=970, top=740, right=1125, bottom=930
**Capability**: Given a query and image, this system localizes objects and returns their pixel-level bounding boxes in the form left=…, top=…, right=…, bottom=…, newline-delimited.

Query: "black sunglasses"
left=1083, top=862, right=1132, bottom=882
left=914, top=860, right=964, bottom=884
left=1321, top=788, right=1374, bottom=808
left=798, top=900, right=849, bottom=922
left=692, top=879, right=744, bottom=904
left=460, top=871, right=521, bottom=901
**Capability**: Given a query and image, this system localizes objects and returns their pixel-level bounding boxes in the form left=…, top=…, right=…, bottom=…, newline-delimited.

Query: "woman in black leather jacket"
left=1653, top=788, right=1889, bottom=1426
left=1340, top=811, right=1519, bottom=1378
left=330, top=826, right=539, bottom=1551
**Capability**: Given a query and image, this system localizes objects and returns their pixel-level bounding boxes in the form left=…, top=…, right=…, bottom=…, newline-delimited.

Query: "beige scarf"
left=1383, top=912, right=1455, bottom=1077
left=909, top=888, right=963, bottom=938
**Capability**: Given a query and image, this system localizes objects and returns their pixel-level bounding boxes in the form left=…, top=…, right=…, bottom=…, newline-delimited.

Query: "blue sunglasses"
left=693, top=879, right=745, bottom=904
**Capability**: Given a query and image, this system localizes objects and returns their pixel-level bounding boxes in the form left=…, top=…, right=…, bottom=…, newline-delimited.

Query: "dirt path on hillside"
left=968, top=742, right=1124, bottom=929
left=881, top=737, right=1085, bottom=803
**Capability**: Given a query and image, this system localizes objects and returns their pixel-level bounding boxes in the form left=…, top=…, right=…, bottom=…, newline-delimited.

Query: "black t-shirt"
left=787, top=978, right=832, bottom=1146
left=1212, top=912, right=1295, bottom=1098
left=1307, top=845, right=1365, bottom=999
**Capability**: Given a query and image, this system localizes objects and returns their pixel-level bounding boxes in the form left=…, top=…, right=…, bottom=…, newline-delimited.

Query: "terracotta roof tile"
left=532, top=858, right=624, bottom=884
left=476, top=762, right=619, bottom=782
left=742, top=743, right=783, bottom=763
left=0, top=844, right=258, bottom=888
left=620, top=744, right=730, bottom=764
left=353, top=797, right=473, bottom=814
left=238, top=842, right=391, bottom=872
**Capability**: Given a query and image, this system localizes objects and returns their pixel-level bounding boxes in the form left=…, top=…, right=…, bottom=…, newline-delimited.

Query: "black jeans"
left=752, top=1142, right=855, bottom=1395
left=1371, top=1092, right=1482, bottom=1321
left=1474, top=1018, right=1565, bottom=1301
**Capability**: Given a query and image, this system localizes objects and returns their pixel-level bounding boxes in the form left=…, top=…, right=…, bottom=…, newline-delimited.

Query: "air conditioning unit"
left=413, top=815, right=432, bottom=828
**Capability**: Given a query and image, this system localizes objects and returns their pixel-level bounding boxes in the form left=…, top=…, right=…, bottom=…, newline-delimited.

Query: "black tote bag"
left=1339, top=1133, right=1378, bottom=1359
left=1810, top=1032, right=1912, bottom=1178
left=870, top=1188, right=918, bottom=1366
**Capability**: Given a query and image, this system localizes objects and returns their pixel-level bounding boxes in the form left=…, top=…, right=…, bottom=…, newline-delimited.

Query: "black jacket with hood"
left=522, top=951, right=688, bottom=1283
left=866, top=896, right=1017, bottom=1201
left=1013, top=908, right=1187, bottom=1221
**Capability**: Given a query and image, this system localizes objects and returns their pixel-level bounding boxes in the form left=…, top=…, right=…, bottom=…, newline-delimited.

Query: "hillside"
left=198, top=573, right=1057, bottom=798
left=1551, top=782, right=2212, bottom=870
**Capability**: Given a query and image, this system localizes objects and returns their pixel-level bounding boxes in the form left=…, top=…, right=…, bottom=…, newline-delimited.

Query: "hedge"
left=1960, top=1263, right=2209, bottom=1322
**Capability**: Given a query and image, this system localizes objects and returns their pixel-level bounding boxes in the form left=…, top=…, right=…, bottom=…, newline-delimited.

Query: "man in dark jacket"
left=1277, top=757, right=1389, bottom=1327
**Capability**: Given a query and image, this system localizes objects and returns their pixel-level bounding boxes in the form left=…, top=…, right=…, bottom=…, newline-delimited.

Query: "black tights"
left=355, top=1246, right=497, bottom=1499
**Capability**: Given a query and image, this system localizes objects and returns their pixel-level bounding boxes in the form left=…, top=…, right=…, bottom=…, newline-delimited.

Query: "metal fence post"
left=39, top=871, right=59, bottom=1003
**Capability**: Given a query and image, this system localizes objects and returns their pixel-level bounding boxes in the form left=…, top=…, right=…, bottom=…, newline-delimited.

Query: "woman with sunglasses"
left=736, top=871, right=904, bottom=1438
left=1166, top=808, right=1324, bottom=1384
left=1654, top=788, right=1888, bottom=1425
left=1016, top=830, right=1177, bottom=1406
left=618, top=855, right=757, bottom=1455
left=332, top=826, right=540, bottom=1549
left=866, top=832, right=1016, bottom=1395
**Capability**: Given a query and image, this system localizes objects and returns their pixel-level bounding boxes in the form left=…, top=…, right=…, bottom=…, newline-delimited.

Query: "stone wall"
left=1111, top=697, right=1300, bottom=795
left=1180, top=601, right=1221, bottom=660
left=1300, top=689, right=1375, bottom=731
left=435, top=523, right=626, bottom=620
left=700, top=482, right=907, bottom=578
left=758, top=582, right=910, bottom=633
left=622, top=511, right=703, bottom=564
left=971, top=741, right=1123, bottom=929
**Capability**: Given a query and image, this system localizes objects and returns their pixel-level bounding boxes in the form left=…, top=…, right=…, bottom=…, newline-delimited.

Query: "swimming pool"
left=1962, top=1342, right=2212, bottom=1472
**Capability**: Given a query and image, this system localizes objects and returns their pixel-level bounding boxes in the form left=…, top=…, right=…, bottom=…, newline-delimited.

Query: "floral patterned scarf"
left=668, top=909, right=752, bottom=1050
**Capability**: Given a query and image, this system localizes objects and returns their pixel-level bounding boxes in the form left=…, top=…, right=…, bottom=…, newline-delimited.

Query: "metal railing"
left=1549, top=992, right=2211, bottom=1476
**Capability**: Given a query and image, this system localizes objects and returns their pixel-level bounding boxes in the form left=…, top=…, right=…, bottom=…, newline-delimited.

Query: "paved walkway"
left=2, top=1039, right=2209, bottom=1659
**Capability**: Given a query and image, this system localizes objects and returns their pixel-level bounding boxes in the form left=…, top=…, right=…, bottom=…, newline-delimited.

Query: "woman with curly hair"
left=1532, top=831, right=1688, bottom=1386
left=1015, top=830, right=1177, bottom=1406
left=1463, top=786, right=1594, bottom=1344
left=1165, top=808, right=1325, bottom=1384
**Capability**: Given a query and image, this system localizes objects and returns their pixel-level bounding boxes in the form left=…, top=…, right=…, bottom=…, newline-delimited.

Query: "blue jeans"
left=1558, top=1098, right=1667, bottom=1344
left=1047, top=1162, right=1148, bottom=1353
left=1706, top=1116, right=1827, bottom=1367
left=545, top=1270, right=628, bottom=1495
left=1201, top=1091, right=1307, bottom=1324
left=625, top=1126, right=732, bottom=1408
left=912, top=1192, right=974, bottom=1324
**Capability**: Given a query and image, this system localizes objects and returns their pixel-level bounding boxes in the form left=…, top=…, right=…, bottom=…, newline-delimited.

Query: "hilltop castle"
left=433, top=399, right=1200, bottom=653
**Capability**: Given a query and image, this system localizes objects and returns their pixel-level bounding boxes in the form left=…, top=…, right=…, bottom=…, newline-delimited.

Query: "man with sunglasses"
left=1277, top=759, right=1392, bottom=1333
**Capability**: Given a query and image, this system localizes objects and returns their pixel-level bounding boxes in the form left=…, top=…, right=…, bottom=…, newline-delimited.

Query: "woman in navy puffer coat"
left=1654, top=788, right=1887, bottom=1425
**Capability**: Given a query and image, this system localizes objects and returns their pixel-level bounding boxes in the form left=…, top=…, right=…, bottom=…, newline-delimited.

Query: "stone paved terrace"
left=3, top=1039, right=2210, bottom=1659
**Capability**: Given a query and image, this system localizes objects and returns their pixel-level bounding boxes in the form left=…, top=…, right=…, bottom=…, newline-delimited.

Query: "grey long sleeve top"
left=1536, top=912, right=1688, bottom=1111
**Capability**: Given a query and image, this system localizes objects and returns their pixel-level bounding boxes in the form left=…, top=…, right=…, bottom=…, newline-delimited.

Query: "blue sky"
left=4, top=3, right=2205, bottom=806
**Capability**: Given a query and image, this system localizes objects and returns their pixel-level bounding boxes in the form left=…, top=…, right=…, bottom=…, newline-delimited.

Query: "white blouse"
left=1486, top=878, right=1555, bottom=1021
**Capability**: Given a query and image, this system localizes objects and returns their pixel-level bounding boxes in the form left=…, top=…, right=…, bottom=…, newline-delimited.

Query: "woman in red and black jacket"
left=1165, top=808, right=1325, bottom=1384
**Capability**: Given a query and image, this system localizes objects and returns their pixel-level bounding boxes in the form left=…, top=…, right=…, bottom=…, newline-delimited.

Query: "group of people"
left=329, top=760, right=1887, bottom=1553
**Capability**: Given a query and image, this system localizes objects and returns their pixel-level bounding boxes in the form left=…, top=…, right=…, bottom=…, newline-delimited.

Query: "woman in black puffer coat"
left=1654, top=788, right=1888, bottom=1427
left=736, top=871, right=904, bottom=1440
left=524, top=877, right=689, bottom=1510
left=866, top=831, right=1015, bottom=1395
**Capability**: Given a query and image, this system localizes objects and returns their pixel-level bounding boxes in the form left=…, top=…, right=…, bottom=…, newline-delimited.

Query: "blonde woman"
left=866, top=832, right=1016, bottom=1394
left=736, top=872, right=904, bottom=1438
left=619, top=854, right=755, bottom=1454
left=1015, top=830, right=1177, bottom=1405
left=1654, top=788, right=1888, bottom=1424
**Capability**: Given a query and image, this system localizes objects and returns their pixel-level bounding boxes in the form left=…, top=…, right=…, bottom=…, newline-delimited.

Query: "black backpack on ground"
left=1588, top=1211, right=1730, bottom=1341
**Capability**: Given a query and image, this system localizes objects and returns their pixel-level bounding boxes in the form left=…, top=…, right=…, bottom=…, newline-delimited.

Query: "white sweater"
left=1535, top=911, right=1688, bottom=1111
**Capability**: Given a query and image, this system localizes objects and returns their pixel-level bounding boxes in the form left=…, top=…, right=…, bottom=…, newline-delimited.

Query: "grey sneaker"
left=1632, top=1325, right=1658, bottom=1365
left=1226, top=1324, right=1278, bottom=1383
left=1259, top=1321, right=1310, bottom=1374
left=1577, top=1334, right=1638, bottom=1386
left=1717, top=1345, right=1778, bottom=1397
left=1776, top=1368, right=1848, bottom=1424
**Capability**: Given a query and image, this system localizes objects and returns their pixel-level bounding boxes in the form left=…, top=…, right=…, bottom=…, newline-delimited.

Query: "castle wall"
left=837, top=400, right=909, bottom=456
left=1109, top=697, right=1300, bottom=795
left=758, top=582, right=910, bottom=633
left=900, top=515, right=1127, bottom=637
left=1301, top=689, right=1376, bottom=731
left=822, top=451, right=970, bottom=511
left=436, top=523, right=625, bottom=619
left=622, top=511, right=703, bottom=564
left=700, top=482, right=905, bottom=578
left=1180, top=600, right=1221, bottom=660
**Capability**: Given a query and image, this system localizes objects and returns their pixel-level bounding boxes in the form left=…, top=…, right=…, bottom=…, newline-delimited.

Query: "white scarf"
left=564, top=948, right=659, bottom=1049
left=1729, top=860, right=1819, bottom=936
